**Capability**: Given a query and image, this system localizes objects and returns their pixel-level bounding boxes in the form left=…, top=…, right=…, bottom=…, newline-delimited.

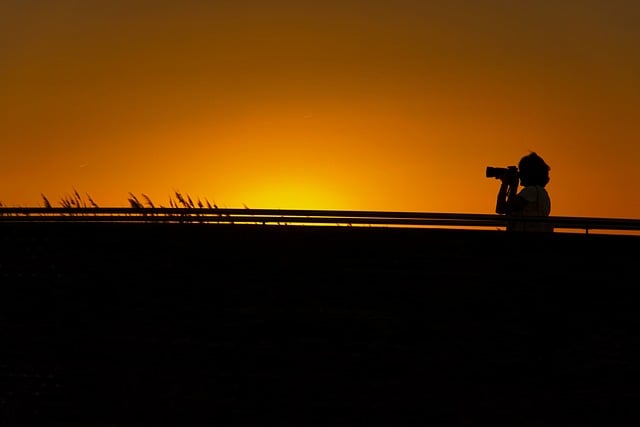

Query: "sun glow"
left=238, top=177, right=348, bottom=210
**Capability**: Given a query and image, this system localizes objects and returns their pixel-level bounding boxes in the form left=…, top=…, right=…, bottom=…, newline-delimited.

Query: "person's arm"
left=495, top=175, right=524, bottom=214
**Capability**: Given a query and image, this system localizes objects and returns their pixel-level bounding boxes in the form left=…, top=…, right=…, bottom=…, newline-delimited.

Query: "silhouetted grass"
left=1, top=190, right=250, bottom=224
left=1, top=191, right=224, bottom=211
left=56, top=189, right=98, bottom=209
left=127, top=193, right=143, bottom=209
left=163, top=191, right=217, bottom=211
left=142, top=194, right=155, bottom=209
left=41, top=194, right=52, bottom=208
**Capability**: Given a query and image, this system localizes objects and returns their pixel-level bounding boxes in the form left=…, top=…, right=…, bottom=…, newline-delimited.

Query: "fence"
left=1, top=207, right=640, bottom=235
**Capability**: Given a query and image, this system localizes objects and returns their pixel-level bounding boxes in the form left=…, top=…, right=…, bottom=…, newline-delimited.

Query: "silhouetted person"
left=495, top=151, right=553, bottom=232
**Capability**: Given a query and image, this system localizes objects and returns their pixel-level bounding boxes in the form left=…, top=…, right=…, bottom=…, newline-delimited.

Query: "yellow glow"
left=237, top=177, right=348, bottom=210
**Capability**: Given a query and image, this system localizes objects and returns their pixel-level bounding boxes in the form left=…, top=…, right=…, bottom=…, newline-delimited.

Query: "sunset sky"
left=2, top=1, right=639, bottom=219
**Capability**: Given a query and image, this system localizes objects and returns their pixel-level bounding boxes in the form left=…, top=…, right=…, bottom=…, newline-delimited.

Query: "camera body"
left=486, top=165, right=518, bottom=180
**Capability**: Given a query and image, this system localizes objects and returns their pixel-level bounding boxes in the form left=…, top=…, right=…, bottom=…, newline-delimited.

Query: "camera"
left=486, top=165, right=518, bottom=179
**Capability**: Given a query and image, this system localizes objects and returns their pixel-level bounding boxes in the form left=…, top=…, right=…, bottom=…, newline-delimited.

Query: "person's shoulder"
left=517, top=186, right=539, bottom=201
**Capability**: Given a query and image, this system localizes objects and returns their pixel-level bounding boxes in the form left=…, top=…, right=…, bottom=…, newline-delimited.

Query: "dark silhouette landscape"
left=2, top=218, right=640, bottom=425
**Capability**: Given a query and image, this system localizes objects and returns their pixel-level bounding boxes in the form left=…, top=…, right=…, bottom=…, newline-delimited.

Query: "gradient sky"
left=2, top=0, right=639, bottom=218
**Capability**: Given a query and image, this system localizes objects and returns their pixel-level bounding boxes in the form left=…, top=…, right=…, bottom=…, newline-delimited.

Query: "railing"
left=1, top=207, right=639, bottom=235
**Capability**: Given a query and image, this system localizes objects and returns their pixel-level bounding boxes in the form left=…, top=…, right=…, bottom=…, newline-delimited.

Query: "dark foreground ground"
left=1, top=222, right=639, bottom=425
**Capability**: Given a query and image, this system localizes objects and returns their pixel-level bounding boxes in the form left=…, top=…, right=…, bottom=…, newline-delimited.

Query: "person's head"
left=518, top=152, right=550, bottom=187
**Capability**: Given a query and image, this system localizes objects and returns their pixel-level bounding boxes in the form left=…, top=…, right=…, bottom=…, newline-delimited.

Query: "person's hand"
left=499, top=175, right=514, bottom=187
left=500, top=172, right=518, bottom=187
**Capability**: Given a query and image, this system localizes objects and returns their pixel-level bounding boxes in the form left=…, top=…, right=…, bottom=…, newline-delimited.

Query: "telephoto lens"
left=486, top=166, right=507, bottom=178
left=485, top=166, right=517, bottom=179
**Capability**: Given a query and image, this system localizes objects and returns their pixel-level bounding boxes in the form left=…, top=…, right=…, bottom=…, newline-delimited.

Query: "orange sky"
left=2, top=1, right=639, bottom=218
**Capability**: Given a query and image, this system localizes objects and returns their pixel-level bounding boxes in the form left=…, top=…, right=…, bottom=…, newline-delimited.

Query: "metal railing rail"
left=1, top=207, right=639, bottom=235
